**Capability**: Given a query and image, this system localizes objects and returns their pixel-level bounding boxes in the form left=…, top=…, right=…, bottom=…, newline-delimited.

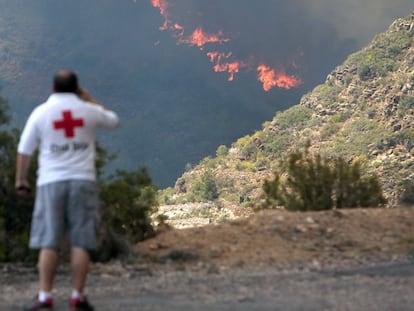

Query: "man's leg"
left=71, top=247, right=90, bottom=293
left=38, top=248, right=59, bottom=292
left=68, top=181, right=97, bottom=310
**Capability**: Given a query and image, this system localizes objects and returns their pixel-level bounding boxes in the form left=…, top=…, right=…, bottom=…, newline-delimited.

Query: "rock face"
left=161, top=11, right=414, bottom=226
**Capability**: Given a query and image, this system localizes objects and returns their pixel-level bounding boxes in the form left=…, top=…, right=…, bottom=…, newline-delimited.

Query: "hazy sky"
left=307, top=0, right=413, bottom=42
left=0, top=0, right=413, bottom=186
left=150, top=0, right=414, bottom=87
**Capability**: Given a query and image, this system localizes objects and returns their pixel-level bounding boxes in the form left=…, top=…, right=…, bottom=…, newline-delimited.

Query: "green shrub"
left=331, top=111, right=352, bottom=123
left=99, top=167, right=158, bottom=243
left=158, top=187, right=176, bottom=205
left=240, top=141, right=257, bottom=160
left=262, top=147, right=386, bottom=211
left=399, top=182, right=414, bottom=206
left=0, top=87, right=9, bottom=125
left=349, top=37, right=401, bottom=81
left=396, top=128, right=414, bottom=150
left=216, top=145, right=228, bottom=157
left=0, top=98, right=39, bottom=262
left=191, top=170, right=219, bottom=201
left=397, top=95, right=414, bottom=117
left=254, top=157, right=269, bottom=170
left=260, top=132, right=292, bottom=158
left=358, top=64, right=375, bottom=81
left=272, top=105, right=312, bottom=130
left=320, top=122, right=341, bottom=140
left=235, top=161, right=256, bottom=172
left=333, top=118, right=388, bottom=157
left=199, top=156, right=218, bottom=169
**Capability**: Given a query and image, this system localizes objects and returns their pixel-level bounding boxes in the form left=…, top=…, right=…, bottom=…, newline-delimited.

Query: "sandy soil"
left=136, top=206, right=414, bottom=271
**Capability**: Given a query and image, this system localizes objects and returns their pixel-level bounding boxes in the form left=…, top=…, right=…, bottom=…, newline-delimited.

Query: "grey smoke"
left=0, top=0, right=413, bottom=186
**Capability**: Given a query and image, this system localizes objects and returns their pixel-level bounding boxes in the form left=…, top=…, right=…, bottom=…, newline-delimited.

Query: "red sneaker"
left=24, top=297, right=54, bottom=311
left=70, top=296, right=94, bottom=311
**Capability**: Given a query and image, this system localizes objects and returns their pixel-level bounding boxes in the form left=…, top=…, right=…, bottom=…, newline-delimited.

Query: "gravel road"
left=1, top=256, right=414, bottom=311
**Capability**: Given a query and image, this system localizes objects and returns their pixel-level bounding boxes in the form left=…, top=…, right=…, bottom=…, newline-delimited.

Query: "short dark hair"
left=53, top=69, right=79, bottom=93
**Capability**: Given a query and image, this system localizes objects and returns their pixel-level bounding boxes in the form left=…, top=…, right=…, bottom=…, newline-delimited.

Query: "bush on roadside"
left=99, top=167, right=158, bottom=243
left=262, top=147, right=386, bottom=211
left=399, top=181, right=414, bottom=206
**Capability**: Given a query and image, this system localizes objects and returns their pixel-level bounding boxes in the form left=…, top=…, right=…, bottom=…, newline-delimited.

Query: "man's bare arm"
left=15, top=153, right=32, bottom=194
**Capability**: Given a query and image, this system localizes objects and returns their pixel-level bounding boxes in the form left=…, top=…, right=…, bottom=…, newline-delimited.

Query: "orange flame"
left=151, top=0, right=167, bottom=15
left=173, top=23, right=183, bottom=31
left=148, top=0, right=303, bottom=91
left=257, top=64, right=301, bottom=91
left=179, top=28, right=230, bottom=49
left=151, top=0, right=170, bottom=30
left=150, top=1, right=228, bottom=49
left=207, top=52, right=246, bottom=81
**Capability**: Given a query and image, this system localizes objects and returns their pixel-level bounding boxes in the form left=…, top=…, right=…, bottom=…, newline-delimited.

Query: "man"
left=15, top=69, right=119, bottom=311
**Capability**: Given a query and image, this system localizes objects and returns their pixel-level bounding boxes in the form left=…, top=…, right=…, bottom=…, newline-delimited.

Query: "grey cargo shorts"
left=30, top=180, right=99, bottom=251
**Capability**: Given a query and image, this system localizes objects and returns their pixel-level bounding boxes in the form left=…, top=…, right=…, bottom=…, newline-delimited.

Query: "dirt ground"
left=2, top=206, right=414, bottom=310
left=136, top=206, right=414, bottom=271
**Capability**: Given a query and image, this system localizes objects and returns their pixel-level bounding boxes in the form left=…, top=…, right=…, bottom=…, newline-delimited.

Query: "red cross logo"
left=53, top=110, right=84, bottom=138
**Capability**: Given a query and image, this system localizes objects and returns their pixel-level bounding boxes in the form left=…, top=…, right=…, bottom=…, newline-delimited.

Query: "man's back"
left=18, top=93, right=119, bottom=185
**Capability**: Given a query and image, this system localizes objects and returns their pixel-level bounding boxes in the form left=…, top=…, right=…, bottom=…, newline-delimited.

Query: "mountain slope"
left=162, top=11, right=414, bottom=221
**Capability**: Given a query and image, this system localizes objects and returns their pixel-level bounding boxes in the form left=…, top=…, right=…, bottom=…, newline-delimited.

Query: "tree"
left=0, top=90, right=37, bottom=261
left=99, top=167, right=158, bottom=244
left=216, top=145, right=228, bottom=157
left=192, top=170, right=219, bottom=201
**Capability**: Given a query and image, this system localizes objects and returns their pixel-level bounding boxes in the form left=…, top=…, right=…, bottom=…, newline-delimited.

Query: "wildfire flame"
left=148, top=0, right=302, bottom=91
left=150, top=0, right=170, bottom=30
left=179, top=28, right=230, bottom=49
left=257, top=65, right=301, bottom=91
left=207, top=52, right=246, bottom=81
left=257, top=65, right=301, bottom=92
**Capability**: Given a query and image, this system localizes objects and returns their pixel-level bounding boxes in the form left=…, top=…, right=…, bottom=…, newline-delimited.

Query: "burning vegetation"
left=150, top=0, right=302, bottom=91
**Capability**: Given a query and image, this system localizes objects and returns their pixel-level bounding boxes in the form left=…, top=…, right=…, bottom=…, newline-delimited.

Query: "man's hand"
left=15, top=153, right=32, bottom=198
left=15, top=179, right=32, bottom=198
left=78, top=87, right=113, bottom=111
left=77, top=88, right=101, bottom=105
left=16, top=185, right=32, bottom=197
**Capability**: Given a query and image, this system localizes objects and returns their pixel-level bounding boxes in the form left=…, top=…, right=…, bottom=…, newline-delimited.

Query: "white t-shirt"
left=18, top=93, right=119, bottom=186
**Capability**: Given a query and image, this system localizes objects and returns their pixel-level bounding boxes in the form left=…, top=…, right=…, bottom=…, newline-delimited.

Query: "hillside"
left=158, top=11, right=414, bottom=226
